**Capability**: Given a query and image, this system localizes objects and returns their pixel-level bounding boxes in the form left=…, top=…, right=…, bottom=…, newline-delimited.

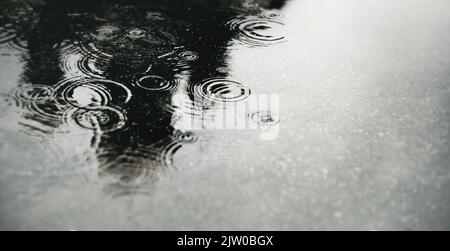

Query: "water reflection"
left=0, top=0, right=287, bottom=195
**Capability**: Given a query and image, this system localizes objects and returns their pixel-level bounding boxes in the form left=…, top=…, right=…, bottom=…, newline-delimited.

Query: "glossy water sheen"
left=1, top=0, right=450, bottom=230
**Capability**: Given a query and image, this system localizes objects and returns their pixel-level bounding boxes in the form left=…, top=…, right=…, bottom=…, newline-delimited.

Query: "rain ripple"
left=14, top=85, right=54, bottom=102
left=178, top=51, right=199, bottom=62
left=159, top=141, right=183, bottom=168
left=227, top=17, right=286, bottom=47
left=64, top=106, right=127, bottom=133
left=55, top=78, right=132, bottom=109
left=216, top=66, right=229, bottom=74
left=173, top=130, right=198, bottom=144
left=191, top=78, right=251, bottom=103
left=59, top=43, right=111, bottom=79
left=126, top=28, right=146, bottom=39
left=90, top=25, right=121, bottom=41
left=135, top=75, right=178, bottom=92
left=96, top=145, right=162, bottom=190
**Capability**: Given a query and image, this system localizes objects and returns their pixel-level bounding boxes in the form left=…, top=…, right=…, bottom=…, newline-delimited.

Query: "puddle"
left=1, top=0, right=449, bottom=231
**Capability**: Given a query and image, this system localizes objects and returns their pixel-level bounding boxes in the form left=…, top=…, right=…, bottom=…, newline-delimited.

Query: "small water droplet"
left=83, top=26, right=177, bottom=63
left=65, top=106, right=127, bottom=133
left=55, top=78, right=132, bottom=109
left=4, top=37, right=28, bottom=53
left=59, top=44, right=110, bottom=79
left=127, top=28, right=146, bottom=39
left=15, top=85, right=54, bottom=102
left=25, top=101, right=66, bottom=122
left=216, top=66, right=229, bottom=74
left=97, top=145, right=160, bottom=186
left=178, top=51, right=199, bottom=61
left=159, top=141, right=183, bottom=168
left=164, top=97, right=215, bottom=121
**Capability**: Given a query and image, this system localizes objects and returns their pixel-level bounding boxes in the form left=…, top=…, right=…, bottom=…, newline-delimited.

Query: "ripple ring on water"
left=60, top=44, right=110, bottom=78
left=127, top=28, right=146, bottom=39
left=14, top=85, right=55, bottom=102
left=178, top=51, right=199, bottom=61
left=216, top=66, right=229, bottom=74
left=0, top=26, right=16, bottom=45
left=227, top=18, right=286, bottom=47
left=64, top=106, right=127, bottom=133
left=173, top=130, right=198, bottom=143
left=55, top=78, right=132, bottom=109
left=26, top=101, right=67, bottom=122
left=159, top=141, right=183, bottom=168
left=191, top=78, right=251, bottom=103
left=136, top=75, right=178, bottom=91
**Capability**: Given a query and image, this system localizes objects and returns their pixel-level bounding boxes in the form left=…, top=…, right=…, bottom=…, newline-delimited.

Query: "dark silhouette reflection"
left=1, top=0, right=287, bottom=195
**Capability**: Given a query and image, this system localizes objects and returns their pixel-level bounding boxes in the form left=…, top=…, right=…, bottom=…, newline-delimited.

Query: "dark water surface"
left=1, top=0, right=450, bottom=230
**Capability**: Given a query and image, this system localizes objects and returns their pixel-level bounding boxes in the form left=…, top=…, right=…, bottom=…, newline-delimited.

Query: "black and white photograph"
left=0, top=0, right=449, bottom=233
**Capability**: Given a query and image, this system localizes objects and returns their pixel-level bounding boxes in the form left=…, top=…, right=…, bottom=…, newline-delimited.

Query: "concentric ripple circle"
left=14, top=85, right=54, bottom=102
left=159, top=141, right=183, bottom=168
left=146, top=11, right=166, bottom=21
left=191, top=78, right=251, bottom=103
left=26, top=102, right=67, bottom=122
left=227, top=18, right=286, bottom=47
left=65, top=106, right=127, bottom=133
left=136, top=75, right=178, bottom=91
left=5, top=37, right=29, bottom=53
left=216, top=66, right=229, bottom=74
left=81, top=25, right=179, bottom=63
left=55, top=78, right=132, bottom=109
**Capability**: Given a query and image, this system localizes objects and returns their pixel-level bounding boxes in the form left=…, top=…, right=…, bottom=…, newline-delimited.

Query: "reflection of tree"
left=1, top=0, right=287, bottom=193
